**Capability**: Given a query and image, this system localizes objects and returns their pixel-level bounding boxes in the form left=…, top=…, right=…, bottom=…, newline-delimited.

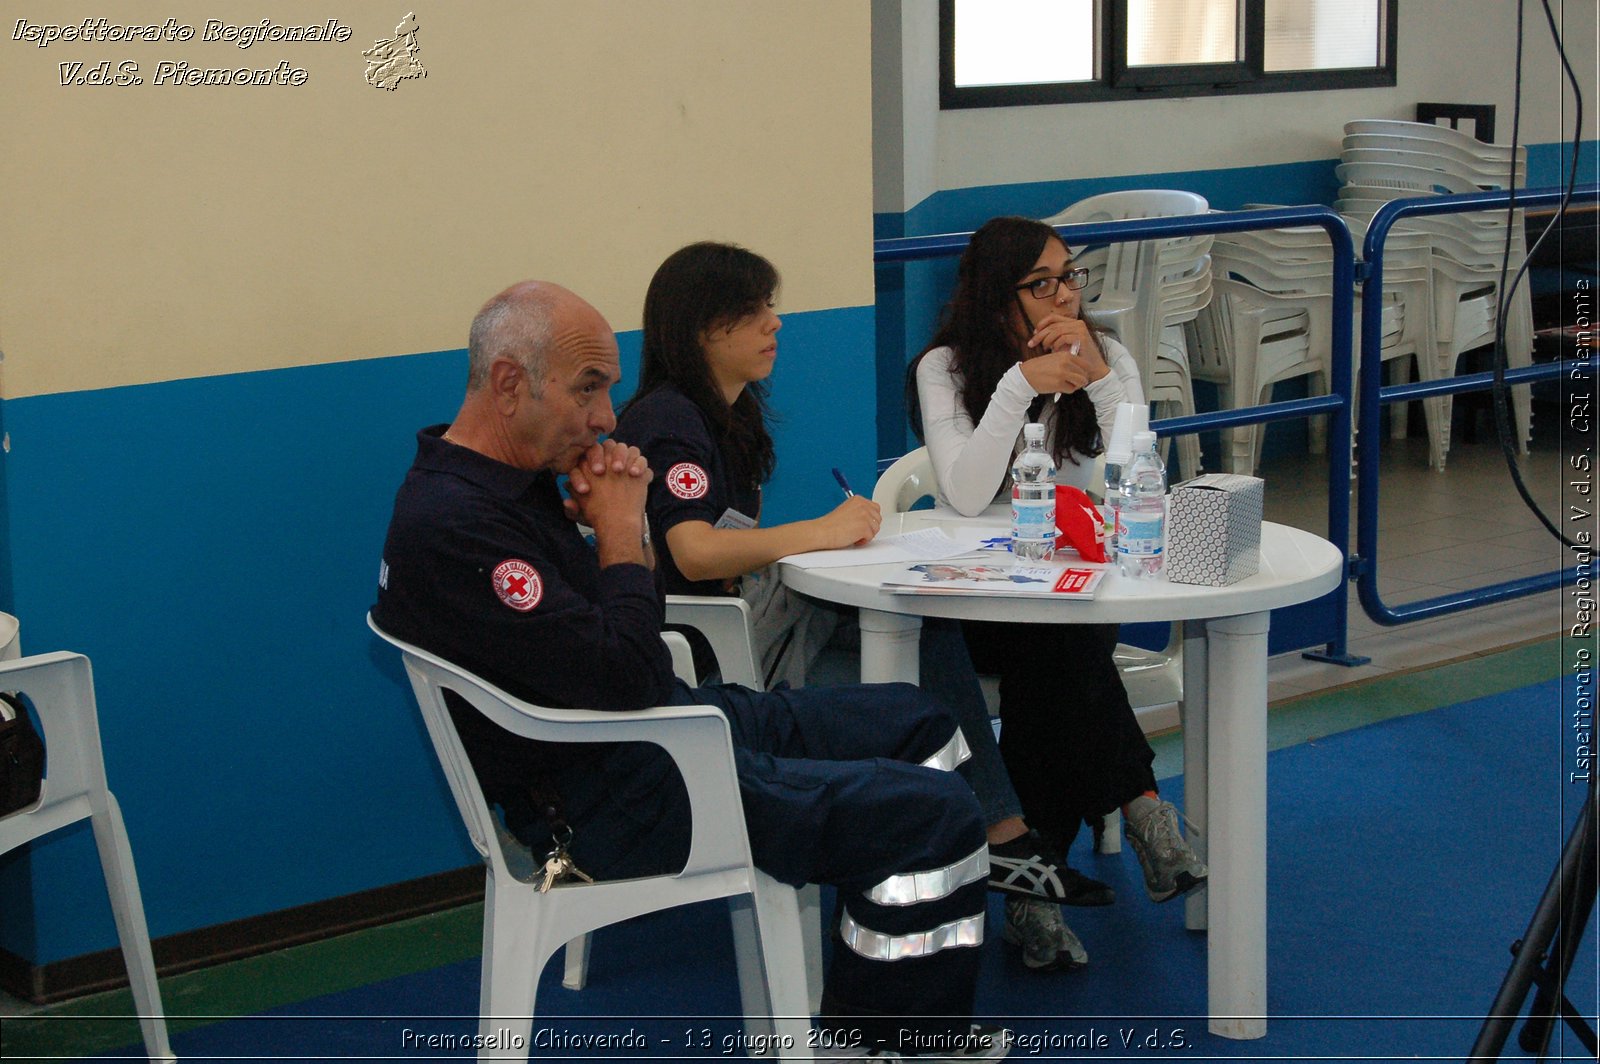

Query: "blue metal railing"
left=875, top=188, right=1599, bottom=657
left=1356, top=185, right=1600, bottom=625
left=877, top=206, right=1361, bottom=658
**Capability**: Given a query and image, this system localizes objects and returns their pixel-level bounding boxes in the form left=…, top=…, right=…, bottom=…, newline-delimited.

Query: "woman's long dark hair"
left=629, top=241, right=778, bottom=489
left=907, top=216, right=1103, bottom=467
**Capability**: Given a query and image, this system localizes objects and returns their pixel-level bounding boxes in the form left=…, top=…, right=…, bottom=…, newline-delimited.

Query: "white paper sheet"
left=780, top=527, right=991, bottom=570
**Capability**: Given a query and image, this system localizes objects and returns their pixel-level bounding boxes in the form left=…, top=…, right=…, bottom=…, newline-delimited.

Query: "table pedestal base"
left=855, top=604, right=1276, bottom=1041
left=859, top=609, right=921, bottom=684
left=1201, top=611, right=1270, bottom=1041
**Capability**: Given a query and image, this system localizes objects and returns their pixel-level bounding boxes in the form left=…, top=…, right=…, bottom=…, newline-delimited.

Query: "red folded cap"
left=1055, top=485, right=1109, bottom=563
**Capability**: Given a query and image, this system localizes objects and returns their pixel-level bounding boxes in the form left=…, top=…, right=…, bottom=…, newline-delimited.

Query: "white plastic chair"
left=1042, top=190, right=1212, bottom=480
left=516, top=586, right=818, bottom=1005
left=1339, top=146, right=1525, bottom=191
left=0, top=611, right=19, bottom=660
left=0, top=651, right=174, bottom=1063
left=1344, top=119, right=1523, bottom=168
left=577, top=522, right=763, bottom=688
left=1192, top=220, right=1435, bottom=475
left=1192, top=275, right=1326, bottom=475
left=871, top=448, right=1186, bottom=853
left=873, top=448, right=941, bottom=516
left=368, top=616, right=817, bottom=1061
left=1337, top=130, right=1535, bottom=468
left=664, top=595, right=763, bottom=689
left=658, top=594, right=824, bottom=1007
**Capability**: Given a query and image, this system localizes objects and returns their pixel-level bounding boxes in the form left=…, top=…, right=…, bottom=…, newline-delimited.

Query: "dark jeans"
left=961, top=620, right=1158, bottom=851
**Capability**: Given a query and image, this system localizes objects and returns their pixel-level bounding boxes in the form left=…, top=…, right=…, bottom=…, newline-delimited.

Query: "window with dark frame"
left=940, top=0, right=1397, bottom=110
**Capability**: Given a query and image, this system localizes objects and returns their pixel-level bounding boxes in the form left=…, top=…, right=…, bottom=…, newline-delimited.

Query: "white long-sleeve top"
left=915, top=337, right=1145, bottom=516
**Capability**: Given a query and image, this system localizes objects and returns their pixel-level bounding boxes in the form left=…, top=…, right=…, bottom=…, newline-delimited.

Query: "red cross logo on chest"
left=666, top=462, right=710, bottom=500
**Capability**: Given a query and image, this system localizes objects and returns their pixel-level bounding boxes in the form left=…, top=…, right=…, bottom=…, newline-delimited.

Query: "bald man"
left=373, top=282, right=1008, bottom=1060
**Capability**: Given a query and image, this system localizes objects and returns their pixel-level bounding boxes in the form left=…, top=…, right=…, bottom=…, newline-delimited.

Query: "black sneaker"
left=988, top=831, right=1115, bottom=906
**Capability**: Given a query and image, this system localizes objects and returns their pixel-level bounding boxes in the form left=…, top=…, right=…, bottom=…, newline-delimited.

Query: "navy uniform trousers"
left=546, top=679, right=989, bottom=1045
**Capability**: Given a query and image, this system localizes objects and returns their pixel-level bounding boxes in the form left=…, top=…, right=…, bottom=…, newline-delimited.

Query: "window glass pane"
left=1263, top=0, right=1380, bottom=71
left=952, top=0, right=1094, bottom=87
left=1127, top=0, right=1237, bottom=67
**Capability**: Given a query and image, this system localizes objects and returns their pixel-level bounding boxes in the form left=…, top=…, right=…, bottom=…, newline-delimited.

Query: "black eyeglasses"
left=1014, top=267, right=1091, bottom=300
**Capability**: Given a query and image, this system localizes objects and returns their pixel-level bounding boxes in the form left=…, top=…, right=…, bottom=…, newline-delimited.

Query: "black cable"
left=1490, top=0, right=1586, bottom=550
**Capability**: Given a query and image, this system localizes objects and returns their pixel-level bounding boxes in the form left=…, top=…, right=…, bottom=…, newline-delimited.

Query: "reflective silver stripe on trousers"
left=839, top=908, right=985, bottom=961
left=865, top=844, right=990, bottom=906
left=920, top=728, right=972, bottom=772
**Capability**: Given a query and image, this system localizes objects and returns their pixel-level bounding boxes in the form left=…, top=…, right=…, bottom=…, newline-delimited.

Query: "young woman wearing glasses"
left=908, top=216, right=1208, bottom=969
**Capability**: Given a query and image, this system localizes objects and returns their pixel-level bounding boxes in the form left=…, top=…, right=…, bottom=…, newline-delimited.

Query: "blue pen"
left=831, top=468, right=854, bottom=498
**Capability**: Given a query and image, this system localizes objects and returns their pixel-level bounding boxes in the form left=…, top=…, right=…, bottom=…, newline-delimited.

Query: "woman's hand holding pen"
left=814, top=495, right=882, bottom=548
left=1021, top=314, right=1109, bottom=396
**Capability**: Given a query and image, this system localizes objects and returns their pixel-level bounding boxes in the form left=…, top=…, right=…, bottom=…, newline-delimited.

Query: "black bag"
left=0, top=691, right=45, bottom=815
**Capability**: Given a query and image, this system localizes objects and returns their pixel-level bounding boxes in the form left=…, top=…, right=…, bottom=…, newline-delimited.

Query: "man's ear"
left=487, top=358, right=524, bottom=411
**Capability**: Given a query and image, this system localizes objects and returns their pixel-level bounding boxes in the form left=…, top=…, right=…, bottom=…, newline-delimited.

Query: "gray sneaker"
left=1001, top=896, right=1087, bottom=971
left=1124, top=796, right=1209, bottom=903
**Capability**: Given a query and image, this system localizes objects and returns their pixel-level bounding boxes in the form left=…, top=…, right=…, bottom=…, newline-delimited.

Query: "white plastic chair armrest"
left=665, top=595, right=761, bottom=688
left=661, top=630, right=698, bottom=685
left=384, top=629, right=758, bottom=878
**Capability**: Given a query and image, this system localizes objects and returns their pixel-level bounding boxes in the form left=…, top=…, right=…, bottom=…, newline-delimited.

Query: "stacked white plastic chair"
left=1345, top=216, right=1441, bottom=460
left=1337, top=119, right=1534, bottom=469
left=1042, top=190, right=1211, bottom=480
left=1190, top=224, right=1332, bottom=475
left=1189, top=216, right=1433, bottom=474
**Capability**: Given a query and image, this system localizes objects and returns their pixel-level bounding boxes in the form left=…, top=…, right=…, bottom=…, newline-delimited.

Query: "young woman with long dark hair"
left=616, top=240, right=1110, bottom=971
left=909, top=216, right=1208, bottom=958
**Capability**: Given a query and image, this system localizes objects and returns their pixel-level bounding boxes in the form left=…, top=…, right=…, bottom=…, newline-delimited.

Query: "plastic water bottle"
left=1101, top=402, right=1140, bottom=559
left=1101, top=449, right=1128, bottom=555
left=1115, top=431, right=1167, bottom=579
left=1011, top=423, right=1056, bottom=562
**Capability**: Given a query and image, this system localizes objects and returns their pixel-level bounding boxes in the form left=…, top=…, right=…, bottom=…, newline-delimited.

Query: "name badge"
left=714, top=508, right=756, bottom=530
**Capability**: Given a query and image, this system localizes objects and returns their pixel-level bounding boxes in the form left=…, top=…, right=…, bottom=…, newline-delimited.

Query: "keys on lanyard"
left=537, top=826, right=594, bottom=893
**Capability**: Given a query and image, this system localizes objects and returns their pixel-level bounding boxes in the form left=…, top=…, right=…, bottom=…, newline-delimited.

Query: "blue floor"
left=115, top=676, right=1598, bottom=1060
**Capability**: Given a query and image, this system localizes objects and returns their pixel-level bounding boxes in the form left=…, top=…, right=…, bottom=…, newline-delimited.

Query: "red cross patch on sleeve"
left=491, top=559, right=543, bottom=612
left=665, top=462, right=710, bottom=500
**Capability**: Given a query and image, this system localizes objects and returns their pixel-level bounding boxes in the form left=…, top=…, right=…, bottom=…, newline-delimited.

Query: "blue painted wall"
left=0, top=304, right=875, bottom=965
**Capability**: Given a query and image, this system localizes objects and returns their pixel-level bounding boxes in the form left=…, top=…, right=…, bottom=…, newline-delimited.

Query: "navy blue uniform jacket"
left=372, top=427, right=676, bottom=823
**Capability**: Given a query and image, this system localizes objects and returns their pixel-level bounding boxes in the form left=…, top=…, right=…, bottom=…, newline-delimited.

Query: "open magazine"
left=880, top=557, right=1108, bottom=598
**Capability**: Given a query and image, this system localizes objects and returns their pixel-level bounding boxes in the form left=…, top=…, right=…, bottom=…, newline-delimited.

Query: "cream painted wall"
left=1, top=1, right=873, bottom=398
left=874, top=0, right=1596, bottom=210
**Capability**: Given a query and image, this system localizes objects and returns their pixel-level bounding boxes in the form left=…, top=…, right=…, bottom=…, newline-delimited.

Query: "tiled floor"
left=1256, top=409, right=1575, bottom=704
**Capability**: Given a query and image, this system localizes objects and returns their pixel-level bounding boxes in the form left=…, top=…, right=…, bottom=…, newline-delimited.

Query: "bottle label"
left=1116, top=510, right=1163, bottom=558
left=1011, top=496, right=1055, bottom=541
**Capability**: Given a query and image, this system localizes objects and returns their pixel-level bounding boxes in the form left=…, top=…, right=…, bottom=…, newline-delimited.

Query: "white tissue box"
left=1166, top=474, right=1264, bottom=586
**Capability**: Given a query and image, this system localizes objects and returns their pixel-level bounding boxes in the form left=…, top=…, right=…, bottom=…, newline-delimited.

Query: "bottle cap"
left=1133, top=430, right=1157, bottom=453
left=1105, top=403, right=1138, bottom=463
left=1023, top=422, right=1046, bottom=442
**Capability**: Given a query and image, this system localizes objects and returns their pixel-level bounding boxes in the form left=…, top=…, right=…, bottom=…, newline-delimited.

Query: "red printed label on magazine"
left=1053, top=568, right=1097, bottom=594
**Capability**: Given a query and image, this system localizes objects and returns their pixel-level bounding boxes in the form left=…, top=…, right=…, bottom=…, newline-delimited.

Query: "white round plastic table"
left=780, top=511, right=1344, bottom=1040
